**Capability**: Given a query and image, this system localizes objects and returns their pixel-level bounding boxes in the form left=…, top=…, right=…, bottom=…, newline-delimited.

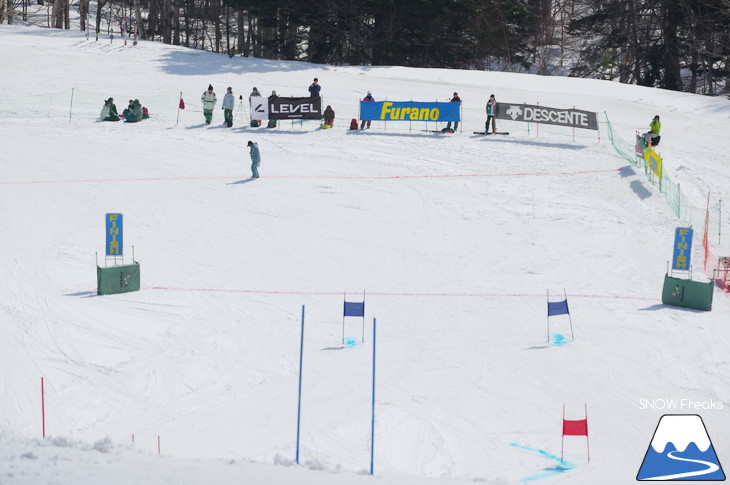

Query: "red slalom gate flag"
left=561, top=404, right=590, bottom=462
left=179, top=98, right=185, bottom=109
left=563, top=419, right=588, bottom=436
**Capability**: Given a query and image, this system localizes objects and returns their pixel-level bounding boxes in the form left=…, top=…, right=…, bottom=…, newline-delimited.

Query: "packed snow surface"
left=1, top=24, right=730, bottom=484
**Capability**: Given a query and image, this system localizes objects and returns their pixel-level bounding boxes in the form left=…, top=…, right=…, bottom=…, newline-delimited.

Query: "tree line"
left=2, top=0, right=728, bottom=95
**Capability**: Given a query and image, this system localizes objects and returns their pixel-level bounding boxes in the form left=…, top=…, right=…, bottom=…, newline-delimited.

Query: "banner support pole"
left=565, top=288, right=574, bottom=340
left=296, top=305, right=305, bottom=464
left=370, top=318, right=377, bottom=475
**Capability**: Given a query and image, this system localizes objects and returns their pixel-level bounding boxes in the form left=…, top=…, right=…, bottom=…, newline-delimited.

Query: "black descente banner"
left=268, top=96, right=322, bottom=120
left=498, top=103, right=598, bottom=130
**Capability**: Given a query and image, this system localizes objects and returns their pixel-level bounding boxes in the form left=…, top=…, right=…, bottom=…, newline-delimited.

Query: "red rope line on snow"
left=1, top=168, right=623, bottom=185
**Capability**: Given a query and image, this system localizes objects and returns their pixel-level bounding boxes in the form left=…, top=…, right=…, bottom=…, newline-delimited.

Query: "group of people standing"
left=201, top=84, right=281, bottom=128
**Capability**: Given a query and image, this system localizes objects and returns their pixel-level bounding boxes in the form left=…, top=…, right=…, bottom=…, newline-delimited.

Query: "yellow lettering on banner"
left=430, top=109, right=439, bottom=121
left=108, top=214, right=118, bottom=223
left=419, top=108, right=430, bottom=119
left=109, top=227, right=119, bottom=236
left=380, top=102, right=393, bottom=119
left=109, top=240, right=119, bottom=255
left=675, top=254, right=688, bottom=269
left=401, top=108, right=410, bottom=120
left=679, top=228, right=690, bottom=237
left=677, top=242, right=688, bottom=251
left=393, top=108, right=401, bottom=119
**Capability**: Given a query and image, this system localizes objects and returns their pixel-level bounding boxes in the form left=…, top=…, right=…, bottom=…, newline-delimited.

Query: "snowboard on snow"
left=473, top=131, right=510, bottom=135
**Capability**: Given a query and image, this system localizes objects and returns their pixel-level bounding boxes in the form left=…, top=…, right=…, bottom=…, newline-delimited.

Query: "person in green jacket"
left=201, top=84, right=217, bottom=125
left=100, top=98, right=120, bottom=121
left=643, top=115, right=661, bottom=146
left=485, top=94, right=497, bottom=134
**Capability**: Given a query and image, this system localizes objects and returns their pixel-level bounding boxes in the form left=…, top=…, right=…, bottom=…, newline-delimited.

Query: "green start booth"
left=97, top=262, right=140, bottom=295
left=661, top=273, right=713, bottom=311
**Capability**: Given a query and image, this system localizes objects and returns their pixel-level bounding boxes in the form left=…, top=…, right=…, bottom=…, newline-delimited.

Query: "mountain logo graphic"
left=637, top=414, right=725, bottom=481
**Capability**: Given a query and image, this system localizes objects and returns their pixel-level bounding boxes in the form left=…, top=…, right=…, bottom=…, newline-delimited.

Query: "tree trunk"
left=237, top=9, right=245, bottom=55
left=95, top=0, right=106, bottom=35
left=661, top=0, right=683, bottom=90
left=133, top=0, right=144, bottom=39
left=52, top=0, right=62, bottom=28
left=172, top=0, right=180, bottom=45
left=79, top=0, right=90, bottom=31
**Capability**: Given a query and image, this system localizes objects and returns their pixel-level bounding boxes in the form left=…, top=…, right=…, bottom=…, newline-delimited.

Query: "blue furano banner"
left=360, top=101, right=460, bottom=122
left=106, top=213, right=123, bottom=256
left=671, top=227, right=693, bottom=271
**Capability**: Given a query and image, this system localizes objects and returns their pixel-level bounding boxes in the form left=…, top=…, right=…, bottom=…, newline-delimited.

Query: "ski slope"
left=1, top=24, right=730, bottom=484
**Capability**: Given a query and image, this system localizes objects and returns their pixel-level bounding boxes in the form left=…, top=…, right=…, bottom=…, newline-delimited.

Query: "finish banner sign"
left=268, top=96, right=322, bottom=120
left=105, top=213, right=123, bottom=256
left=672, top=227, right=693, bottom=271
left=499, top=103, right=598, bottom=130
left=360, top=101, right=461, bottom=122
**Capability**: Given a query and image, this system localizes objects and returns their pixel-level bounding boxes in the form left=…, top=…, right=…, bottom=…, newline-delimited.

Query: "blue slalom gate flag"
left=547, top=300, right=569, bottom=317
left=344, top=301, right=365, bottom=317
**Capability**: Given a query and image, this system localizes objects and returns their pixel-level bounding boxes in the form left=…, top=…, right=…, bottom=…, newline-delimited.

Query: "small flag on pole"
left=562, top=404, right=590, bottom=462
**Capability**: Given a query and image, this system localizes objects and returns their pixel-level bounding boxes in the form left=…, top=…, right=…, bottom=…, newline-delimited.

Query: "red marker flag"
left=179, top=98, right=186, bottom=109
left=563, top=419, right=588, bottom=436
left=561, top=404, right=590, bottom=462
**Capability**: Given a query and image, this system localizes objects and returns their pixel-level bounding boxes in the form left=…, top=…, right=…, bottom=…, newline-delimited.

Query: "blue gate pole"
left=296, top=305, right=305, bottom=464
left=370, top=317, right=377, bottom=475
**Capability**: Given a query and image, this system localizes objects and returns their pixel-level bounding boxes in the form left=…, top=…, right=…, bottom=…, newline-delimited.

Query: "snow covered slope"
left=1, top=24, right=729, bottom=484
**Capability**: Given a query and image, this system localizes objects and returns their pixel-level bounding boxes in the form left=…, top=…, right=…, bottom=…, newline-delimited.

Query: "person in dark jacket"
left=323, top=105, right=335, bottom=127
left=360, top=91, right=374, bottom=129
left=122, top=99, right=134, bottom=117
left=267, top=90, right=278, bottom=128
left=308, top=78, right=321, bottom=97
left=443, top=92, right=461, bottom=132
left=485, top=94, right=497, bottom=134
left=125, top=99, right=143, bottom=122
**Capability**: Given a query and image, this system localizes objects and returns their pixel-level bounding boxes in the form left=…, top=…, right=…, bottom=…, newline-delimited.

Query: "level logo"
left=637, top=414, right=725, bottom=481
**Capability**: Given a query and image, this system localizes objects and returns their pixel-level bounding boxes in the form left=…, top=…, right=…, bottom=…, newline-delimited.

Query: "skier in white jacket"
left=201, top=84, right=217, bottom=125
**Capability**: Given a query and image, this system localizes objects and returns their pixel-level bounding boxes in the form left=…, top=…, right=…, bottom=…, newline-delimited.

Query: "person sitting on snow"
left=323, top=105, right=335, bottom=127
left=100, top=98, right=120, bottom=121
left=122, top=99, right=134, bottom=117
left=125, top=99, right=144, bottom=122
